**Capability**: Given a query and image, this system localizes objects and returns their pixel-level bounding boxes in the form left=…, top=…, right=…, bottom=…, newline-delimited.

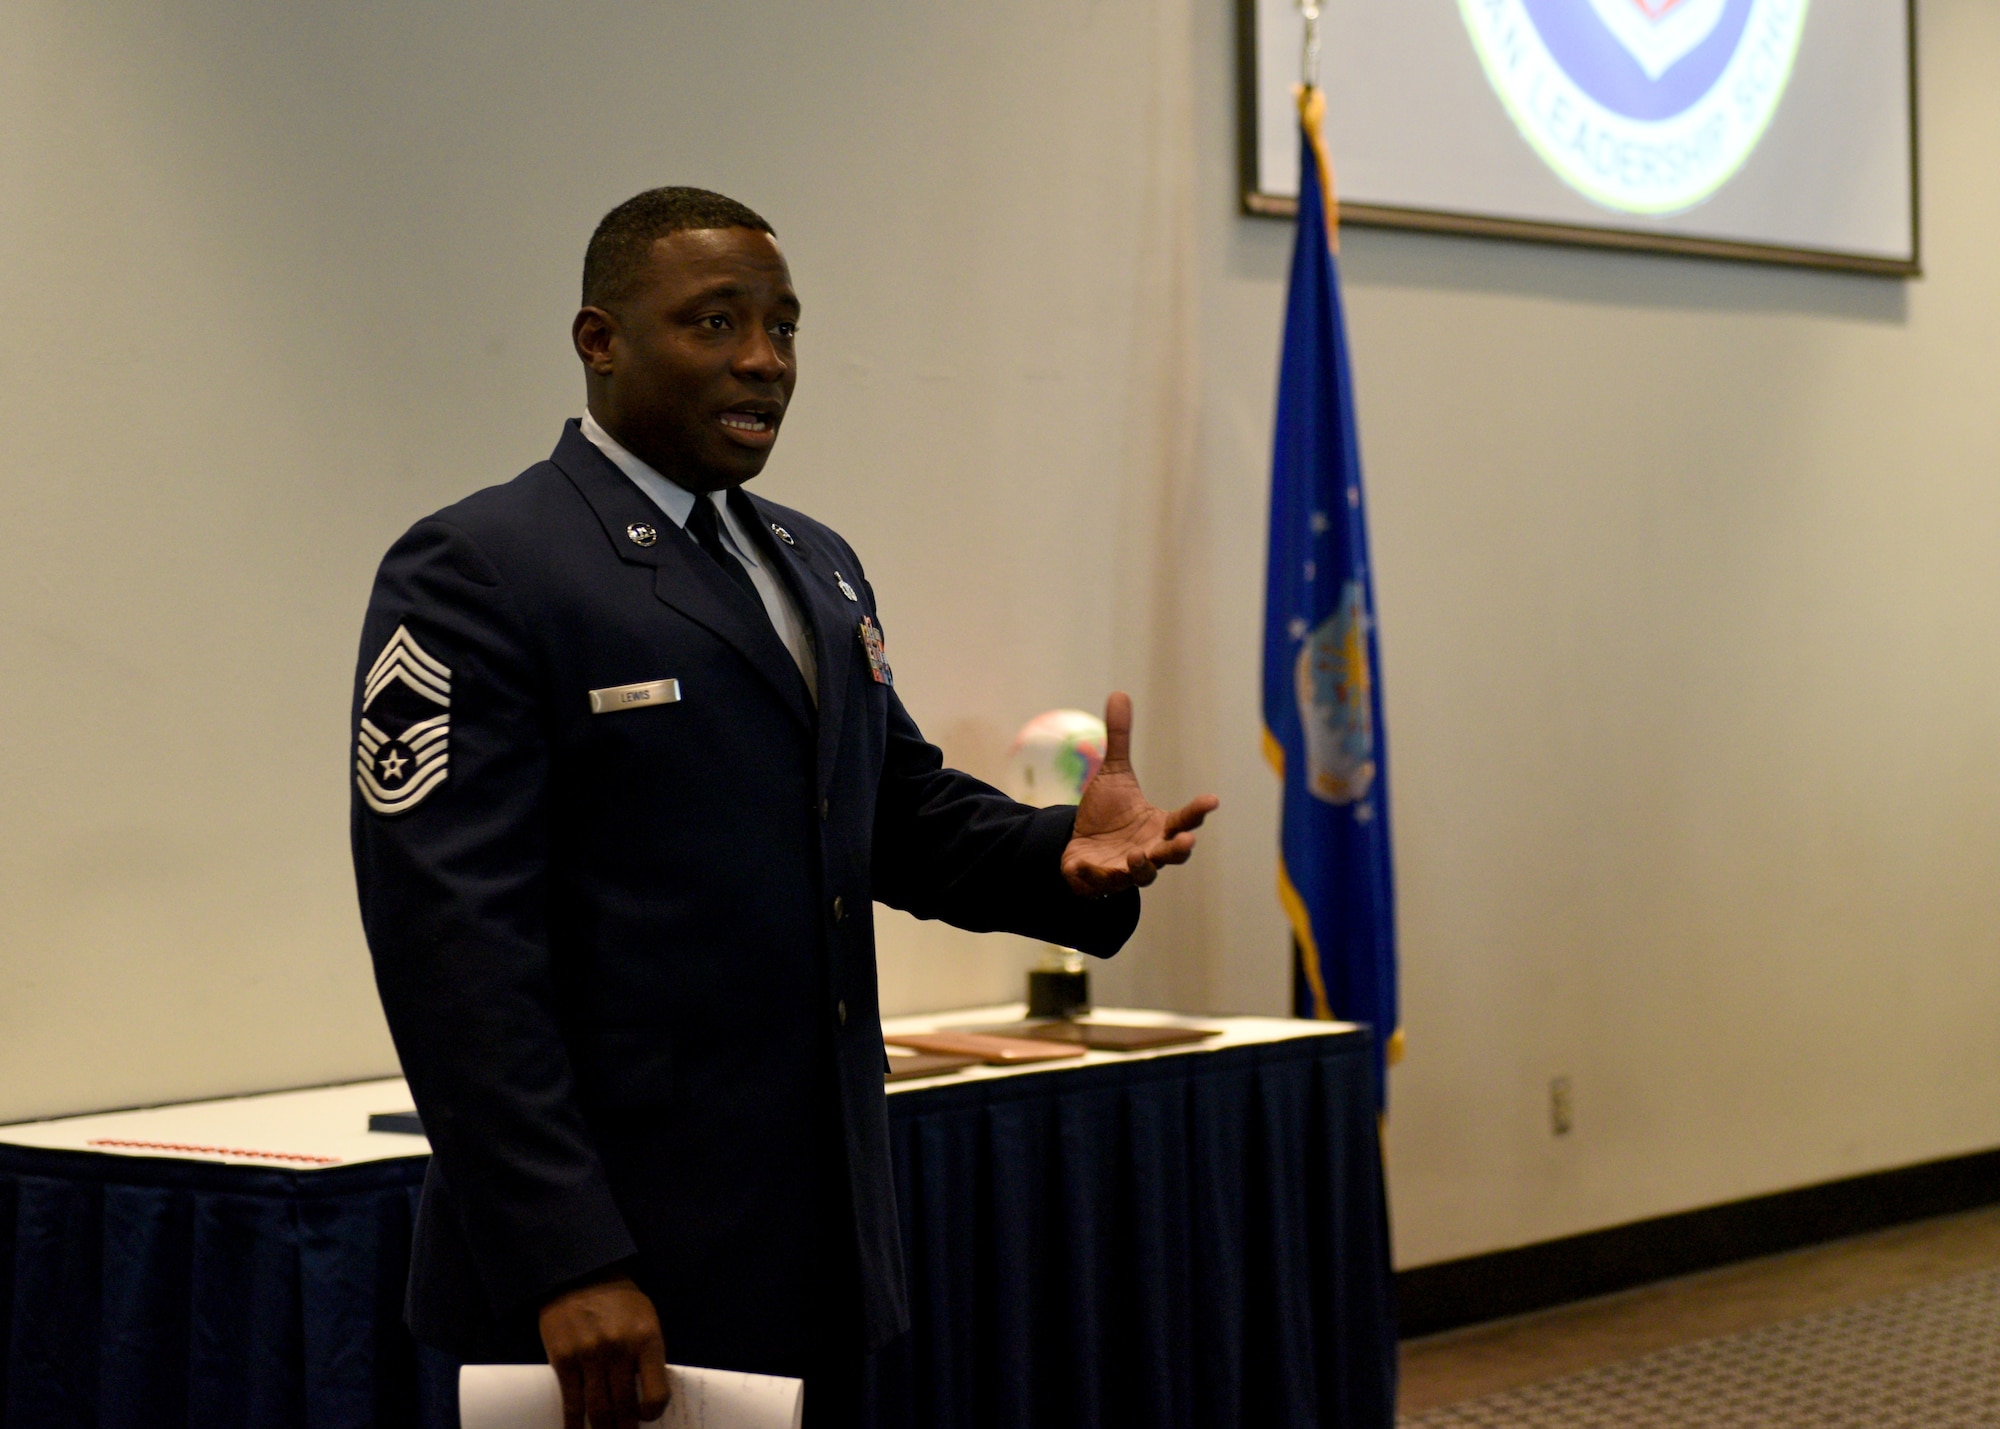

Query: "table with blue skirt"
left=0, top=1008, right=1395, bottom=1429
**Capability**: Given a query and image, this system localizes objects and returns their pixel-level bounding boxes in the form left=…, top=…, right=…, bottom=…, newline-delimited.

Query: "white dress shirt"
left=579, top=410, right=819, bottom=702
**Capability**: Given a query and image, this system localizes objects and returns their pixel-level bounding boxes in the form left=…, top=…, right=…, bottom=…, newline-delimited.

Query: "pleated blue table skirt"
left=1, top=1031, right=1394, bottom=1428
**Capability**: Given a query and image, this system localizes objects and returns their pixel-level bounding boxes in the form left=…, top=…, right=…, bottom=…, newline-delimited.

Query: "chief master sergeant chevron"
left=349, top=187, right=1219, bottom=1429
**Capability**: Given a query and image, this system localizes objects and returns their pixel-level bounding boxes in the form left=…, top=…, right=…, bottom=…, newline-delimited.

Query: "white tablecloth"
left=0, top=1006, right=1353, bottom=1171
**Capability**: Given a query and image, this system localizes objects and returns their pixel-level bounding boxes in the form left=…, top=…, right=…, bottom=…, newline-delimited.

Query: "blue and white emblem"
left=356, top=624, right=451, bottom=815
left=1459, top=0, right=1809, bottom=214
left=1294, top=582, right=1376, bottom=807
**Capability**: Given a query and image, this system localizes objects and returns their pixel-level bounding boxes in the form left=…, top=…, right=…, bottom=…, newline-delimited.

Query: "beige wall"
left=1, top=0, right=1993, bottom=1272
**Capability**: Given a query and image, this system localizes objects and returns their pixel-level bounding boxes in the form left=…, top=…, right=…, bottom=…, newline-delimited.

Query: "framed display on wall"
left=1239, top=0, right=1918, bottom=275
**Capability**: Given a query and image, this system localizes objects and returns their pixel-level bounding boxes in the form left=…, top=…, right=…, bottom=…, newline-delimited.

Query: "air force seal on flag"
left=1295, top=582, right=1377, bottom=808
left=1459, top=0, right=1808, bottom=215
left=356, top=624, right=451, bottom=815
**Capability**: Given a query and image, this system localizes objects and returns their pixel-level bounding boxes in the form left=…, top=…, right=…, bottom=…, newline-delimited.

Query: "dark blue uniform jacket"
left=350, top=422, right=1139, bottom=1373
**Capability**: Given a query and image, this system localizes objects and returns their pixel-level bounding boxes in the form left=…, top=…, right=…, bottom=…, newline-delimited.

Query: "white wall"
left=1237, top=4, right=2000, bottom=1265
left=1, top=0, right=1994, bottom=1273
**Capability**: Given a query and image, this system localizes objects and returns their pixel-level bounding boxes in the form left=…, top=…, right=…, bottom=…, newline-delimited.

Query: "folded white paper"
left=460, top=1362, right=804, bottom=1429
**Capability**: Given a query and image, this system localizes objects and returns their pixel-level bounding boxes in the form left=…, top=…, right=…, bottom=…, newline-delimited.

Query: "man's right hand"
left=538, top=1272, right=670, bottom=1429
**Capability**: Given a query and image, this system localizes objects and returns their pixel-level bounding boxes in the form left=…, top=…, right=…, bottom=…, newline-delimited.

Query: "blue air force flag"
left=1261, top=87, right=1399, bottom=1103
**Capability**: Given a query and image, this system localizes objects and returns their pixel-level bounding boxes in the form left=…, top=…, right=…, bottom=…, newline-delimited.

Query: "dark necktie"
left=686, top=494, right=764, bottom=609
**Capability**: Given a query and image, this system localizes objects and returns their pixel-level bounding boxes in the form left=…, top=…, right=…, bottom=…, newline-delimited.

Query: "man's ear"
left=572, top=306, right=619, bottom=374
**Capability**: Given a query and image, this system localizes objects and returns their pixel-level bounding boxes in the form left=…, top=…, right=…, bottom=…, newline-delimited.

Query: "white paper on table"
left=460, top=1362, right=804, bottom=1429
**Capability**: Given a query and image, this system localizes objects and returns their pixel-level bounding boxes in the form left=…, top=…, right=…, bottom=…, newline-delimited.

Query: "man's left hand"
left=1059, top=692, right=1219, bottom=896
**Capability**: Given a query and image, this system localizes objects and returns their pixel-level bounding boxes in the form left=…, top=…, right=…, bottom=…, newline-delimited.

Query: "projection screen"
left=1240, top=0, right=1917, bottom=274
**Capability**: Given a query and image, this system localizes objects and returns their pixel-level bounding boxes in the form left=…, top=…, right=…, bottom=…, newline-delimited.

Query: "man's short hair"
left=582, top=187, right=775, bottom=309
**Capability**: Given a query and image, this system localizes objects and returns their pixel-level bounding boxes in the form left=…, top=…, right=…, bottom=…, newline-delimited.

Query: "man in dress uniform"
left=350, top=187, right=1217, bottom=1429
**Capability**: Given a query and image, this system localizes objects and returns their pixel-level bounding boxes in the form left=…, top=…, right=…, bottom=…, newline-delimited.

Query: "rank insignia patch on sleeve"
left=356, top=624, right=451, bottom=815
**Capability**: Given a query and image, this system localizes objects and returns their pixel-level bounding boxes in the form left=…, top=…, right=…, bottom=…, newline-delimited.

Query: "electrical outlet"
left=1549, top=1075, right=1573, bottom=1136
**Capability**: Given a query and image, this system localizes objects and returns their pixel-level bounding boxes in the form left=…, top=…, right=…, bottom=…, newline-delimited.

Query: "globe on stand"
left=1005, top=710, right=1107, bottom=1019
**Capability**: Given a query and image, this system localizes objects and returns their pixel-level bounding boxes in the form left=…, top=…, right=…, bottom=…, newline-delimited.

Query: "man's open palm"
left=1060, top=692, right=1220, bottom=897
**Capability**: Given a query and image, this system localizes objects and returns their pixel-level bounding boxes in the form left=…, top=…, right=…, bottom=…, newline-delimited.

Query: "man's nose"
left=734, top=328, right=788, bottom=383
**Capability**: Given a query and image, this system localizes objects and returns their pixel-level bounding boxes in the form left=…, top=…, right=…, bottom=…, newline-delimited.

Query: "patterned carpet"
left=1401, top=1266, right=2000, bottom=1427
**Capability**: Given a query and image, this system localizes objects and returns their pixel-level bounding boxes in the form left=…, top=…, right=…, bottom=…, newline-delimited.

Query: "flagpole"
left=1294, top=2, right=1339, bottom=253
left=1269, top=0, right=1399, bottom=1083
left=1288, top=0, right=1334, bottom=1029
left=1298, top=0, right=1321, bottom=93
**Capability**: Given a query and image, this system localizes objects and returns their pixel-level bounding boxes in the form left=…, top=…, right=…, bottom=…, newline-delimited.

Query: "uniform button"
left=837, top=999, right=848, bottom=1027
left=832, top=895, right=846, bottom=923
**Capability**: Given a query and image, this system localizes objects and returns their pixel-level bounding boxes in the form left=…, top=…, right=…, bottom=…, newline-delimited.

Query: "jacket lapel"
left=551, top=422, right=815, bottom=734
left=739, top=490, right=856, bottom=798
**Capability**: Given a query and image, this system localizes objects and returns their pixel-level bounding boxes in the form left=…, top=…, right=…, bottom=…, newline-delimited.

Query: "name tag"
left=588, top=679, right=681, bottom=714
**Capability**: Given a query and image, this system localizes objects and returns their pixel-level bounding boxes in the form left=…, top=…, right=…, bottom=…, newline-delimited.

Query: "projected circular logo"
left=1458, top=0, right=1809, bottom=215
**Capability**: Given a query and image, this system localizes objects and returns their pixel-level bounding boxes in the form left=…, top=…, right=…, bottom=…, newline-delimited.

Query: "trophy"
left=1005, top=709, right=1107, bottom=1020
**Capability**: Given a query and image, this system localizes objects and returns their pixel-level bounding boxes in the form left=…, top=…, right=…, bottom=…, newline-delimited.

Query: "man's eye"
left=773, top=321, right=799, bottom=339
left=700, top=315, right=730, bottom=331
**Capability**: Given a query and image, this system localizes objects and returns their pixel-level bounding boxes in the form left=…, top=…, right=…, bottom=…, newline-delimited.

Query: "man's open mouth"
left=719, top=411, right=775, bottom=433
